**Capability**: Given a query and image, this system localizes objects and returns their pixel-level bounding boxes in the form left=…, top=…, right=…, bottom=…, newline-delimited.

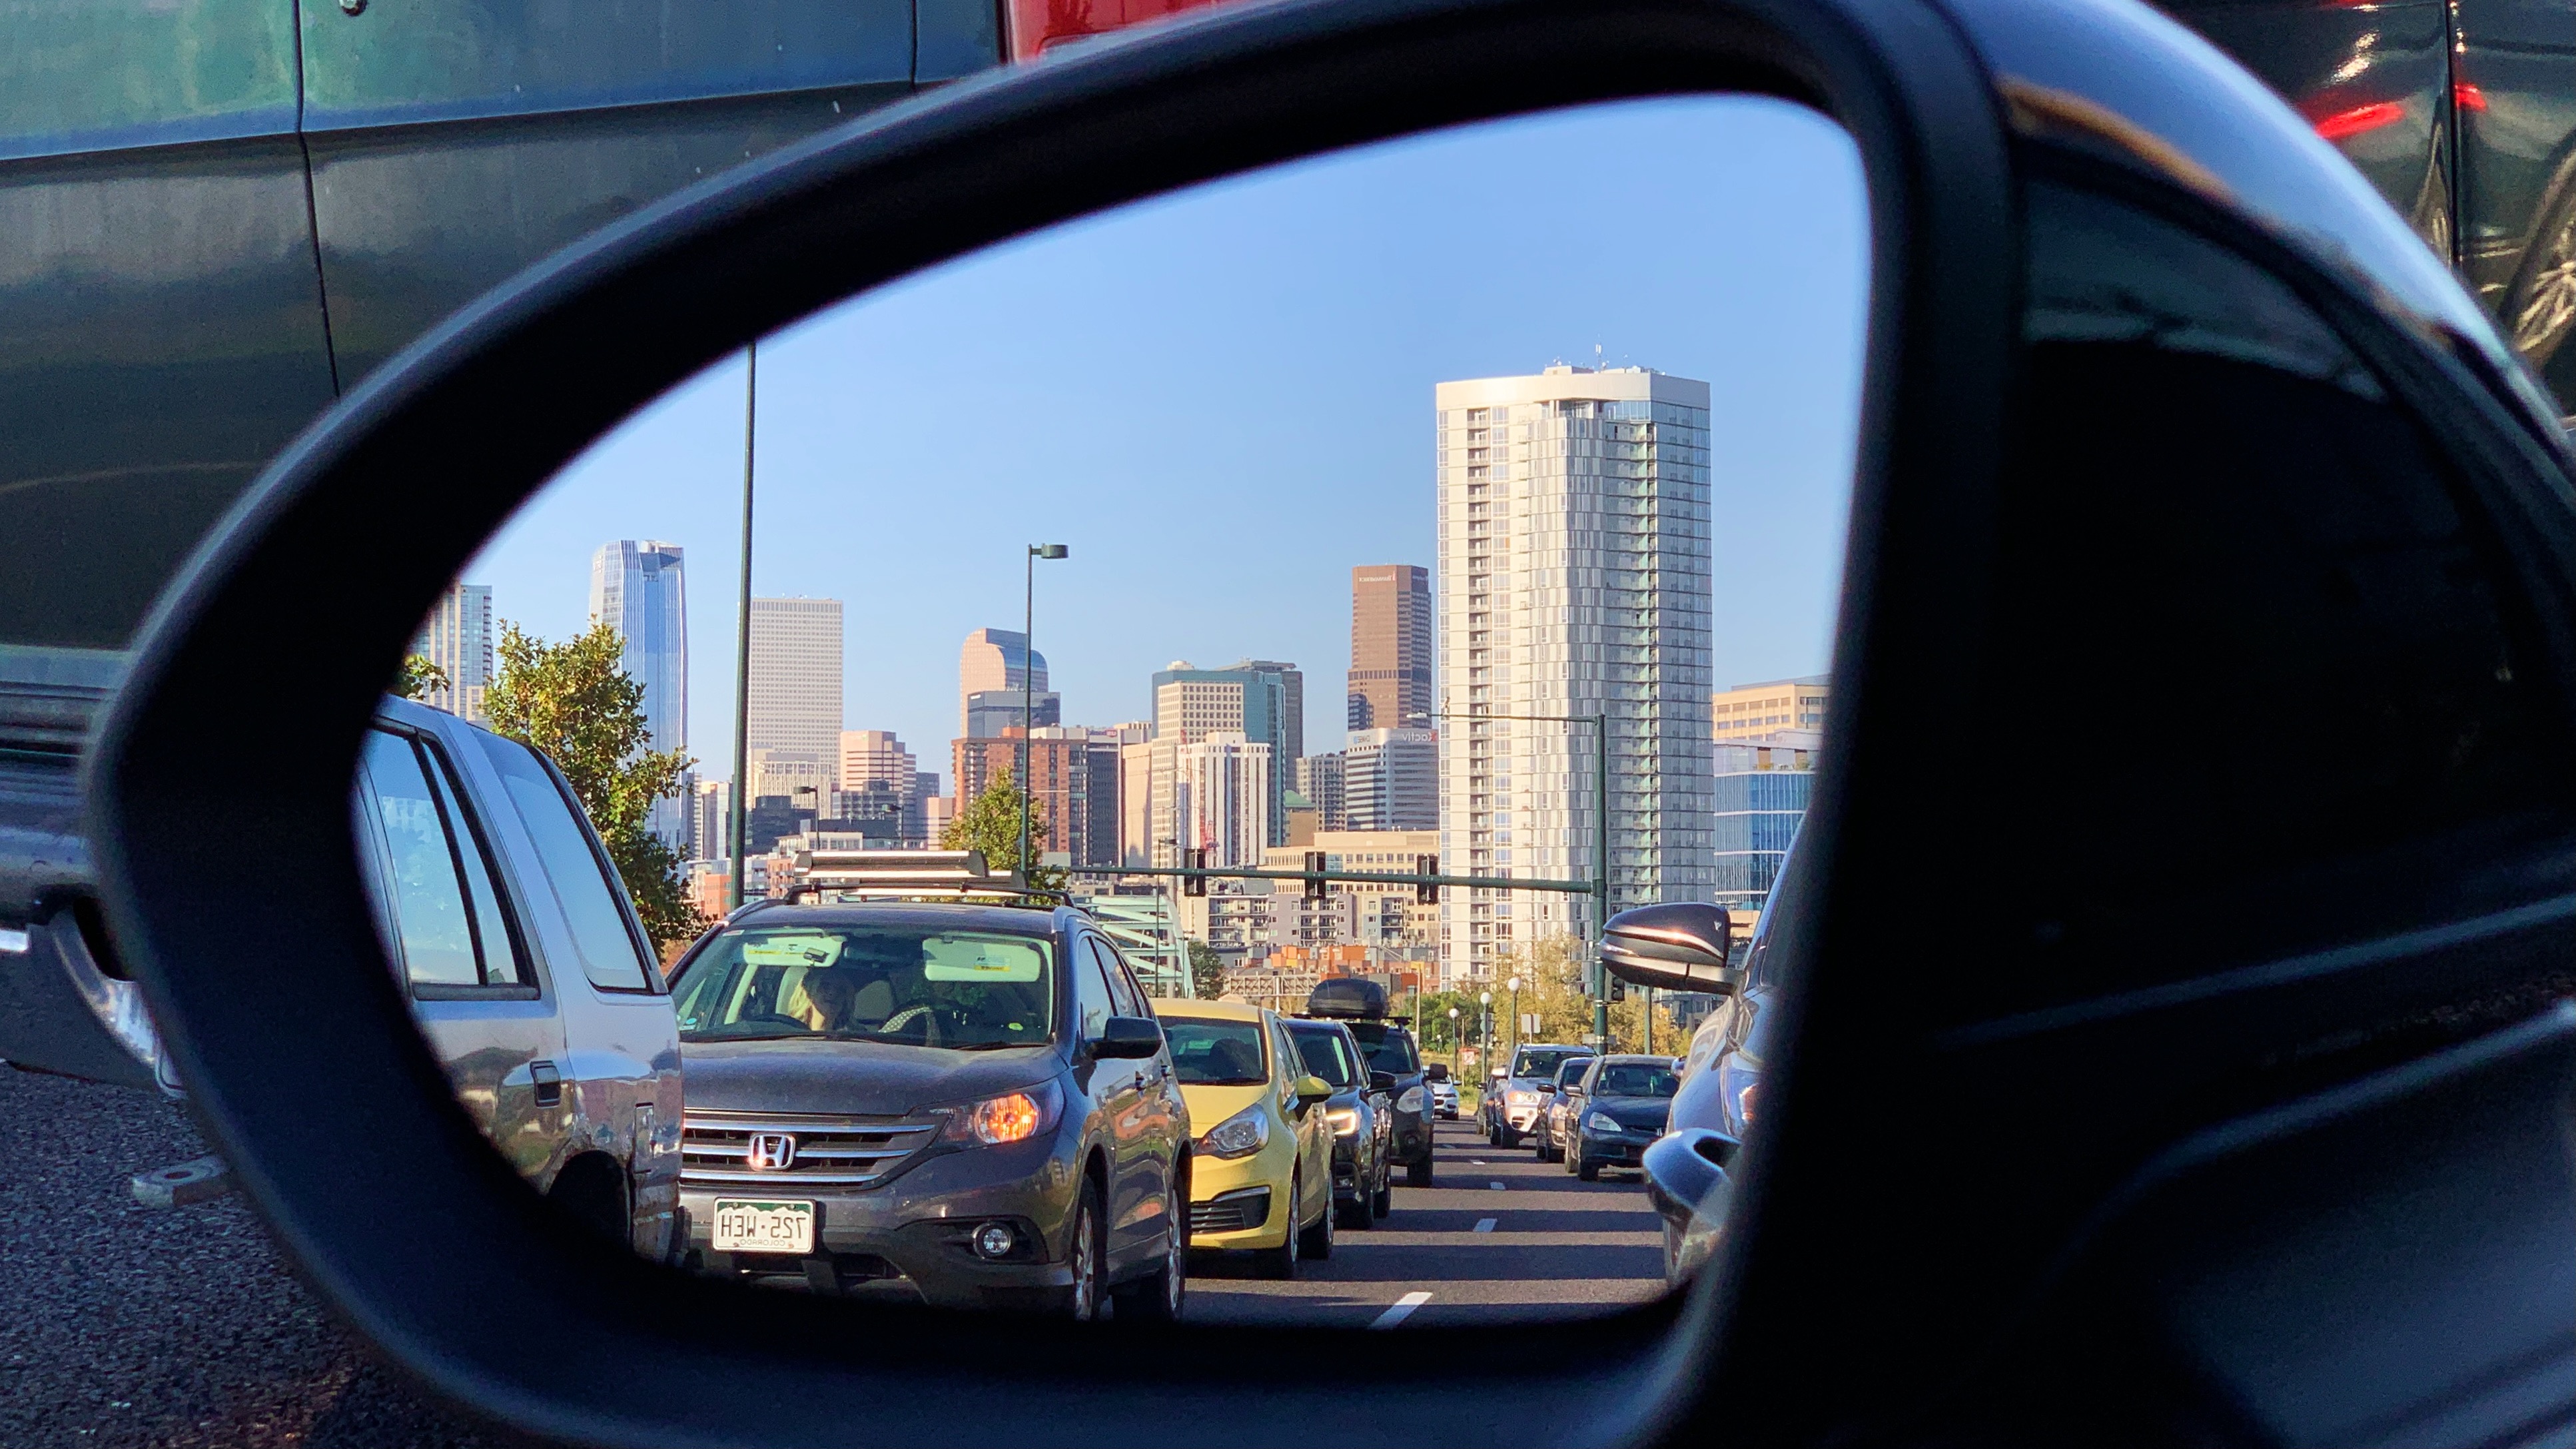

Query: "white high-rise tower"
left=1434, top=364, right=1715, bottom=983
left=748, top=597, right=845, bottom=791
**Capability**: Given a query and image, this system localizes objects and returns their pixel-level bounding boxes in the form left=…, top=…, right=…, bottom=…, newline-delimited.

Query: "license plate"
left=712, top=1199, right=816, bottom=1255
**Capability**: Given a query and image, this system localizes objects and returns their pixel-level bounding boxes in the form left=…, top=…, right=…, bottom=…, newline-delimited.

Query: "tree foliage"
left=1186, top=940, right=1227, bottom=1001
left=939, top=764, right=1069, bottom=893
left=394, top=654, right=449, bottom=702
left=1480, top=934, right=1687, bottom=1055
left=481, top=620, right=703, bottom=951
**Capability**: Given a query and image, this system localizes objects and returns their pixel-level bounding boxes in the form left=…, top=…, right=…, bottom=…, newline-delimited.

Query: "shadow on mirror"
left=362, top=93, right=1868, bottom=1325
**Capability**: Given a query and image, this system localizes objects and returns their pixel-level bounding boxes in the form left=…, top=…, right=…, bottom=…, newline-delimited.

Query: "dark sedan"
left=1563, top=1055, right=1683, bottom=1182
left=665, top=901, right=1188, bottom=1321
left=1284, top=1018, right=1391, bottom=1227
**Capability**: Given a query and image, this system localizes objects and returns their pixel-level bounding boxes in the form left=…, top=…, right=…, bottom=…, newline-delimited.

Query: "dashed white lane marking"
left=1470, top=1159, right=1486, bottom=1165
left=1473, top=1218, right=1497, bottom=1233
left=1370, top=1292, right=1433, bottom=1329
left=1488, top=1181, right=1506, bottom=1191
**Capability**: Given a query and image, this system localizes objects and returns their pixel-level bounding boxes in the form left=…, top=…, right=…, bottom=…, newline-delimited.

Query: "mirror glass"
left=377, top=93, right=1867, bottom=1325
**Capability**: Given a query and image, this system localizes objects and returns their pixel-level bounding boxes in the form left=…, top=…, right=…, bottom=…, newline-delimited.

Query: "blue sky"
left=462, top=95, right=1870, bottom=787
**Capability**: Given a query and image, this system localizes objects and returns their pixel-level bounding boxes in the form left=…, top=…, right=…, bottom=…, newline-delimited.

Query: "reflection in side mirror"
left=1601, top=902, right=1743, bottom=995
left=1294, top=1075, right=1336, bottom=1107
left=1642, top=1128, right=1743, bottom=1286
left=1093, top=1016, right=1163, bottom=1060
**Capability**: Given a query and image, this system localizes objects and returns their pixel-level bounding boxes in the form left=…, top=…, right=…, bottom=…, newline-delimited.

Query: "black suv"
left=1304, top=978, right=1434, bottom=1188
left=664, top=901, right=1189, bottom=1321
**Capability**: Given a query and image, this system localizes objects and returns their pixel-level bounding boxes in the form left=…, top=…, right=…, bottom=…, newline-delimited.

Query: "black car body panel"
left=1340, top=1017, right=1431, bottom=1168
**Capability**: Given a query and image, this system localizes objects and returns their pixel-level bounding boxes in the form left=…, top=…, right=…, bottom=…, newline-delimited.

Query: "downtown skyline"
left=455, top=95, right=1862, bottom=792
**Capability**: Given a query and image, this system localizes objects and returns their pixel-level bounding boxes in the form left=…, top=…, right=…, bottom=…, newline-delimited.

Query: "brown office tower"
left=1348, top=564, right=1432, bottom=731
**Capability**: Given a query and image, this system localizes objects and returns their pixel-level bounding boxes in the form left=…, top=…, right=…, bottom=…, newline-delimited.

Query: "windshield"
left=1289, top=1025, right=1360, bottom=1089
left=1344, top=1021, right=1419, bottom=1074
left=1165, top=1017, right=1269, bottom=1086
left=1595, top=1064, right=1682, bottom=1098
left=1512, top=1047, right=1586, bottom=1081
left=672, top=926, right=1054, bottom=1050
left=1555, top=1059, right=1596, bottom=1089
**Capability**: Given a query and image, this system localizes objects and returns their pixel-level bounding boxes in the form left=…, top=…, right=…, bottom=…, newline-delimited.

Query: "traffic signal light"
left=1304, top=850, right=1327, bottom=900
left=1184, top=847, right=1207, bottom=897
left=1415, top=854, right=1439, bottom=903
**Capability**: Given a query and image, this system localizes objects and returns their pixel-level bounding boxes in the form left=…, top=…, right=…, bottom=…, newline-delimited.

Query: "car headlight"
left=1396, top=1086, right=1426, bottom=1113
left=1507, top=1089, right=1537, bottom=1106
left=1194, top=1103, right=1270, bottom=1161
left=1584, top=1111, right=1621, bottom=1135
left=935, top=1079, right=1063, bottom=1146
left=1326, top=1108, right=1360, bottom=1137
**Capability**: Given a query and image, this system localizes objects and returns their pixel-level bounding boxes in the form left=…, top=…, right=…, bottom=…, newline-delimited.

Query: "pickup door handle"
left=530, top=1060, right=563, bottom=1107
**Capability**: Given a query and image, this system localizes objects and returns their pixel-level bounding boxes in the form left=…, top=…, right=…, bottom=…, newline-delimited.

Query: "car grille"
left=680, top=1112, right=937, bottom=1188
left=1189, top=1187, right=1272, bottom=1234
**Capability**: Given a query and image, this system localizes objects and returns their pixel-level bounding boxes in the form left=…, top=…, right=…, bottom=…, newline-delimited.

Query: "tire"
left=1407, top=1157, right=1434, bottom=1188
left=1576, top=1158, right=1601, bottom=1183
left=1371, top=1166, right=1392, bottom=1220
left=1497, top=1126, right=1519, bottom=1149
left=1300, top=1179, right=1336, bottom=1260
left=1062, top=1180, right=1106, bottom=1320
left=2509, top=181, right=2576, bottom=369
left=1253, top=1173, right=1301, bottom=1281
left=1535, top=1129, right=1558, bottom=1164
left=1112, top=1176, right=1187, bottom=1322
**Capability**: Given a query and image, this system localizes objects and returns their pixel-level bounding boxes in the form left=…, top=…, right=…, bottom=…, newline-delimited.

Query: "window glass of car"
left=1272, top=1019, right=1306, bottom=1095
left=671, top=925, right=1053, bottom=1047
left=1982, top=175, right=2576, bottom=1007
left=1165, top=1017, right=1269, bottom=1086
left=473, top=732, right=656, bottom=992
left=1595, top=1063, right=1681, bottom=1098
left=1088, top=937, right=1144, bottom=1017
left=1290, top=1025, right=1359, bottom=1089
left=1346, top=1021, right=1419, bottom=1074
left=1512, top=1047, right=1586, bottom=1081
left=1557, top=1059, right=1595, bottom=1091
left=356, top=730, right=483, bottom=987
left=420, top=736, right=526, bottom=989
left=1073, top=941, right=1115, bottom=1040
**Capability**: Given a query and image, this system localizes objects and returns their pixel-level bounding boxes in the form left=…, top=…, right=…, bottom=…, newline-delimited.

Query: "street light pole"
left=1019, top=543, right=1069, bottom=881
left=726, top=340, right=757, bottom=911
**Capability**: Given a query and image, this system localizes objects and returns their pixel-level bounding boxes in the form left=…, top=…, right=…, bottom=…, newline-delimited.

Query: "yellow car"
left=1150, top=998, right=1337, bottom=1278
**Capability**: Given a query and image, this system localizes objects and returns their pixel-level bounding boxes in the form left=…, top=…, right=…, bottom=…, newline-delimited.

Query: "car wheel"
left=1372, top=1166, right=1392, bottom=1220
left=2510, top=181, right=2576, bottom=368
left=1062, top=1181, right=1105, bottom=1320
left=1113, top=1177, right=1186, bottom=1322
left=1253, top=1173, right=1300, bottom=1281
left=1497, top=1125, right=1518, bottom=1149
left=1576, top=1158, right=1601, bottom=1183
left=1300, top=1180, right=1336, bottom=1260
left=1407, top=1156, right=1434, bottom=1188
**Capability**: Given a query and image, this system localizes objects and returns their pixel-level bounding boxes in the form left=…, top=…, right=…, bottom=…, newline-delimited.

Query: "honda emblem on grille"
left=745, top=1133, right=797, bottom=1171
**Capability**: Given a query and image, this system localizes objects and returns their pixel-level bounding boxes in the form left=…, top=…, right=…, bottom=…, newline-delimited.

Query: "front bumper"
left=1186, top=1138, right=1296, bottom=1251
left=1575, top=1129, right=1657, bottom=1169
left=1503, top=1104, right=1541, bottom=1131
left=681, top=1129, right=1082, bottom=1312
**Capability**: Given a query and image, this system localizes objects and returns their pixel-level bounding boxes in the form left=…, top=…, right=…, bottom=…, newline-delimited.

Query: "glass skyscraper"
left=1434, top=364, right=1716, bottom=983
left=589, top=540, right=688, bottom=847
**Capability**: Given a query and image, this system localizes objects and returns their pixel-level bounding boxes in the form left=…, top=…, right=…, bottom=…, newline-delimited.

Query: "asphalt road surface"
left=1186, top=1117, right=1667, bottom=1326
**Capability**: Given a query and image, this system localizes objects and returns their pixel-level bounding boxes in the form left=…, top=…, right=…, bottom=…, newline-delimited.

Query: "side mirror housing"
left=1370, top=1069, right=1398, bottom=1094
left=1601, top=902, right=1743, bottom=995
left=1092, top=1015, right=1163, bottom=1060
left=1294, top=1074, right=1335, bottom=1107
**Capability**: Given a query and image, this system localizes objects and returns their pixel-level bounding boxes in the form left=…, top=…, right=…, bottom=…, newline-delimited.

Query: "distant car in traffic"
left=663, top=901, right=1188, bottom=1320
left=1304, top=978, right=1436, bottom=1187
left=1283, top=1017, right=1392, bottom=1226
left=1563, top=1055, right=1683, bottom=1182
left=352, top=698, right=684, bottom=1259
left=1533, top=1055, right=1598, bottom=1164
left=1150, top=997, right=1337, bottom=1278
left=1484, top=1043, right=1590, bottom=1149
left=1430, top=1074, right=1460, bottom=1121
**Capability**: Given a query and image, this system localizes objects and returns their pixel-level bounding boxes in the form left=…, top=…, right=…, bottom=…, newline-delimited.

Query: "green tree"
left=1483, top=935, right=1687, bottom=1055
left=481, top=620, right=703, bottom=952
left=938, top=764, right=1069, bottom=893
left=1186, top=939, right=1226, bottom=1001
left=394, top=654, right=449, bottom=702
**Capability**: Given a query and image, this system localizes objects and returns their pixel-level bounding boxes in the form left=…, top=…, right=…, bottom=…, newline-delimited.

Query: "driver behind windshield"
left=673, top=927, right=1054, bottom=1049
